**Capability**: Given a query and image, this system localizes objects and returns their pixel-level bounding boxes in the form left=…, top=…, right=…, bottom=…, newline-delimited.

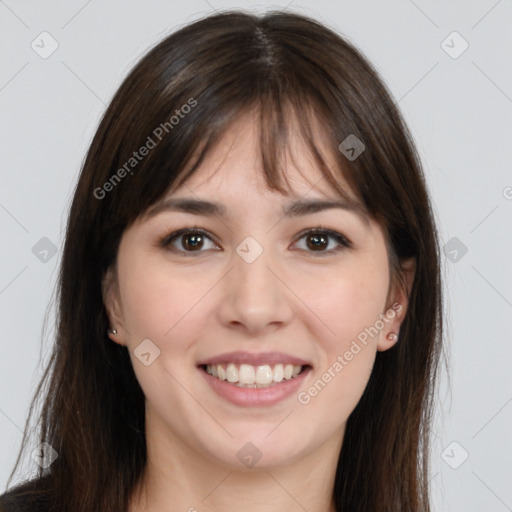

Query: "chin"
left=200, top=429, right=310, bottom=471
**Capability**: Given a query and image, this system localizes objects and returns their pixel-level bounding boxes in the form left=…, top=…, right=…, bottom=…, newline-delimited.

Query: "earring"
left=108, top=328, right=117, bottom=335
left=386, top=332, right=398, bottom=341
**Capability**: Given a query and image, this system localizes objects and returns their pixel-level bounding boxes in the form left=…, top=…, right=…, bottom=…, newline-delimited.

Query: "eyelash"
left=158, top=225, right=352, bottom=257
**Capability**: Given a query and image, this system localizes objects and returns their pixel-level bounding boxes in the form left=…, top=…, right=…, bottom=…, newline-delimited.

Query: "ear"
left=377, top=257, right=416, bottom=352
left=102, top=266, right=126, bottom=346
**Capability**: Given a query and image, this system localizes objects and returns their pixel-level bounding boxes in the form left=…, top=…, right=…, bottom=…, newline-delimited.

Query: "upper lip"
left=197, top=351, right=312, bottom=367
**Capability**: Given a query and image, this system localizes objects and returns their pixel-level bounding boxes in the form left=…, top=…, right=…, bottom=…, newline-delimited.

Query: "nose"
left=217, top=243, right=294, bottom=335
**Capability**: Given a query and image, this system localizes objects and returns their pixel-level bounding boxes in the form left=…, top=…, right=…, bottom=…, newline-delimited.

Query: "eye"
left=292, top=227, right=352, bottom=255
left=159, top=225, right=352, bottom=256
left=160, top=227, right=220, bottom=255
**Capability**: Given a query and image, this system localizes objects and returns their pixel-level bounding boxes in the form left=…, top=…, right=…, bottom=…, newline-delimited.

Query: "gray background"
left=1, top=1, right=511, bottom=510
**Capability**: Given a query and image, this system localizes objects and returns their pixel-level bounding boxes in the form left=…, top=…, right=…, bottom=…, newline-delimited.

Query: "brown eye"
left=160, top=227, right=350, bottom=257
left=305, top=233, right=329, bottom=251
left=294, top=228, right=351, bottom=255
left=161, top=228, right=219, bottom=255
left=181, top=233, right=205, bottom=251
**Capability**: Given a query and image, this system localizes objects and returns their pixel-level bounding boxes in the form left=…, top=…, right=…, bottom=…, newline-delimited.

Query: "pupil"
left=184, top=234, right=203, bottom=250
left=308, top=234, right=327, bottom=250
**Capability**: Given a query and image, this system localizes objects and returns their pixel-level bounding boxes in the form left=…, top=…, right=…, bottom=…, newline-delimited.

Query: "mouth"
left=199, top=362, right=310, bottom=388
left=196, top=351, right=313, bottom=407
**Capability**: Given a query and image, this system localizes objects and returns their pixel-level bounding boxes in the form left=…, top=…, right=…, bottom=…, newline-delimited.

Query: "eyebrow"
left=145, top=197, right=370, bottom=225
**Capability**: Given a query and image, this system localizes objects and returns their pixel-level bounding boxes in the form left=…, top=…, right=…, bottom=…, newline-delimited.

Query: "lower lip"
left=199, top=366, right=311, bottom=407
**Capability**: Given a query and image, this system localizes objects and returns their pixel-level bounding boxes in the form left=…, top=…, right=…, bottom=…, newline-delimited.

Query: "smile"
left=203, top=363, right=305, bottom=388
left=197, top=351, right=312, bottom=406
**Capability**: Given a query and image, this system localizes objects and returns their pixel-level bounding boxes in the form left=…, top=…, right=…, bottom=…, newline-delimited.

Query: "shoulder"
left=0, top=477, right=51, bottom=512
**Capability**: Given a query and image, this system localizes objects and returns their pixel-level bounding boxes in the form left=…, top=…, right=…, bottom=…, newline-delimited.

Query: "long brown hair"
left=5, top=9, right=443, bottom=511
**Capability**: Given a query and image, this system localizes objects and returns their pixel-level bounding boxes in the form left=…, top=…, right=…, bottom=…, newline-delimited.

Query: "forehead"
left=145, top=112, right=374, bottom=230
left=168, top=110, right=355, bottom=202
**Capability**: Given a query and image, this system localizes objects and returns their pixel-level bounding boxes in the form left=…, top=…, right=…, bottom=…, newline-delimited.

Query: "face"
left=104, top=112, right=412, bottom=471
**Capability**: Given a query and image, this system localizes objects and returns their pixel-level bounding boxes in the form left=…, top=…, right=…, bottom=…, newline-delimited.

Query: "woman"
left=1, top=9, right=443, bottom=512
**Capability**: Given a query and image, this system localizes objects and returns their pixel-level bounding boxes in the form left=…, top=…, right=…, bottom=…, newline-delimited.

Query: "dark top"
left=0, top=477, right=51, bottom=512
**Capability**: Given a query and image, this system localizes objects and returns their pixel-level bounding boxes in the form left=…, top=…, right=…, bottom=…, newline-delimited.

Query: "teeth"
left=226, top=363, right=238, bottom=383
left=205, top=363, right=304, bottom=387
left=272, top=364, right=284, bottom=382
left=239, top=364, right=256, bottom=385
left=255, top=365, right=272, bottom=384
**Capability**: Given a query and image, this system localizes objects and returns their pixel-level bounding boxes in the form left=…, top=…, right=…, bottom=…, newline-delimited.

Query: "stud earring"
left=386, top=332, right=398, bottom=341
left=108, top=328, right=117, bottom=335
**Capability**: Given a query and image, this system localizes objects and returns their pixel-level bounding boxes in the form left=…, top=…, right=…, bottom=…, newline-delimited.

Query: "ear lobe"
left=102, top=266, right=125, bottom=345
left=377, top=257, right=416, bottom=352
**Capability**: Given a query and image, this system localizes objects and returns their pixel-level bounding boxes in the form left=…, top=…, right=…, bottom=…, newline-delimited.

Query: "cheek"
left=117, top=251, right=218, bottom=350
left=116, top=251, right=184, bottom=340
left=298, top=257, right=388, bottom=407
left=308, top=257, right=390, bottom=347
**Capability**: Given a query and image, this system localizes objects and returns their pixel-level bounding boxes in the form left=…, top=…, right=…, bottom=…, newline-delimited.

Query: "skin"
left=103, top=111, right=415, bottom=512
